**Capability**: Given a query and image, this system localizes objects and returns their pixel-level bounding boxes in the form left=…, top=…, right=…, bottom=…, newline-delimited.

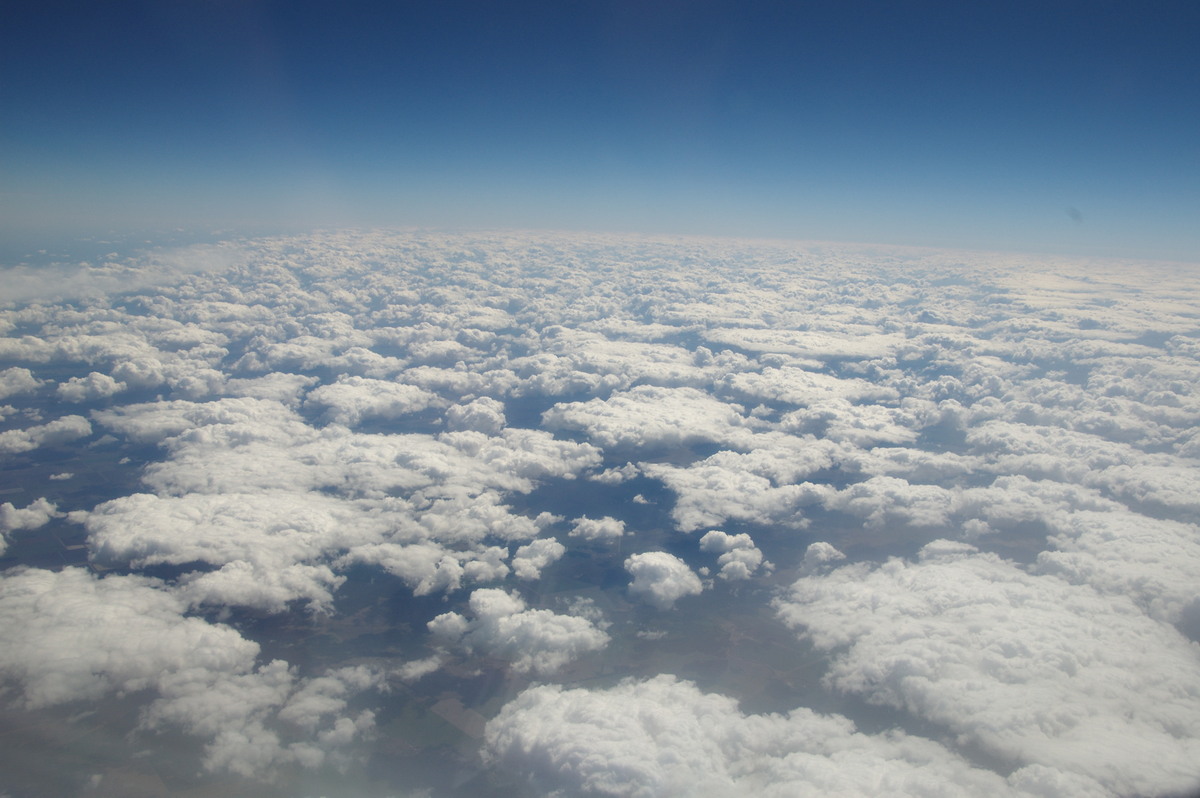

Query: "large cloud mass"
left=776, top=541, right=1200, bottom=795
left=483, top=674, right=1083, bottom=798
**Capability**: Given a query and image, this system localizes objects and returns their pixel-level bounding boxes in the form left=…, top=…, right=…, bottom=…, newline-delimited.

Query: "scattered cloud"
left=428, top=588, right=609, bottom=675
left=625, top=551, right=704, bottom=609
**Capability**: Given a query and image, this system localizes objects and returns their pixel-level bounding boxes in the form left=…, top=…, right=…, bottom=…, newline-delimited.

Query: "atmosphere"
left=3, top=0, right=1198, bottom=259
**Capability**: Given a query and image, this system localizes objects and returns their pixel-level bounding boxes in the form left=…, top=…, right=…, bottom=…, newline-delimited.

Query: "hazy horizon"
left=3, top=1, right=1199, bottom=261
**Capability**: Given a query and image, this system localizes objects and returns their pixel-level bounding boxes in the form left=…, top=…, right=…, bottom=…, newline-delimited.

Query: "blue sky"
left=3, top=0, right=1198, bottom=260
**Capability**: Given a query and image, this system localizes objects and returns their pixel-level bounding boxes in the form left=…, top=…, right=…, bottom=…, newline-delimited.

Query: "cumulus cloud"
left=511, top=538, right=565, bottom=580
left=569, top=515, right=626, bottom=541
left=55, top=371, right=126, bottom=402
left=0, top=414, right=91, bottom=454
left=1035, top=509, right=1200, bottom=625
left=0, top=366, right=41, bottom=399
left=0, top=497, right=59, bottom=556
left=801, top=541, right=846, bottom=573
left=543, top=385, right=755, bottom=451
left=776, top=542, right=1200, bottom=795
left=0, top=497, right=58, bottom=533
left=484, top=675, right=1049, bottom=798
left=445, top=396, right=507, bottom=434
left=625, top=552, right=703, bottom=609
left=80, top=491, right=366, bottom=613
left=428, top=588, right=609, bottom=675
left=698, top=530, right=770, bottom=580
left=5, top=228, right=1200, bottom=792
left=303, top=375, right=444, bottom=427
left=0, top=567, right=376, bottom=777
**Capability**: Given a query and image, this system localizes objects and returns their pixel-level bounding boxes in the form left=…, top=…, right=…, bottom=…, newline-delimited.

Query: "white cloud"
left=445, top=396, right=507, bottom=434
left=625, top=552, right=703, bottom=609
left=569, top=515, right=626, bottom=541
left=698, top=530, right=769, bottom=580
left=303, top=375, right=444, bottom=427
left=543, top=385, right=755, bottom=450
left=0, top=497, right=58, bottom=533
left=1035, top=509, right=1200, bottom=624
left=776, top=542, right=1200, bottom=795
left=0, top=567, right=376, bottom=777
left=6, top=228, right=1200, bottom=792
left=801, top=541, right=846, bottom=571
left=55, top=371, right=126, bottom=402
left=704, top=327, right=906, bottom=361
left=0, top=366, right=41, bottom=399
left=0, top=497, right=59, bottom=556
left=485, top=675, right=1046, bottom=798
left=721, top=365, right=899, bottom=407
left=511, top=538, right=565, bottom=580
left=428, top=588, right=608, bottom=675
left=0, top=414, right=91, bottom=454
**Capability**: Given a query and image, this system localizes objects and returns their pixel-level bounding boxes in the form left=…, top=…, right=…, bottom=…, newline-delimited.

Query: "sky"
left=2, top=0, right=1199, bottom=260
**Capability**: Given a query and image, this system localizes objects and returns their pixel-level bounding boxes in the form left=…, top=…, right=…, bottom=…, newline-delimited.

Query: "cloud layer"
left=1, top=229, right=1198, bottom=794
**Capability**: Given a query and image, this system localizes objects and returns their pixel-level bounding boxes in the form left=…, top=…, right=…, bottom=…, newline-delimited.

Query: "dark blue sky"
left=3, top=1, right=1198, bottom=259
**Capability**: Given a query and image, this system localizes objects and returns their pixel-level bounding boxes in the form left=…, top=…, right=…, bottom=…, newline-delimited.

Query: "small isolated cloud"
left=0, top=498, right=59, bottom=556
left=511, top=538, right=565, bottom=580
left=801, top=541, right=846, bottom=574
left=428, top=588, right=609, bottom=675
left=590, top=463, right=639, bottom=484
left=698, top=530, right=769, bottom=580
left=394, top=654, right=444, bottom=683
left=624, top=551, right=703, bottom=609
left=569, top=515, right=626, bottom=541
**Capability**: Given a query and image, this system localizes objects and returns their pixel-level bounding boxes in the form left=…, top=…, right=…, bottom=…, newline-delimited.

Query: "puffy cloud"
left=55, top=370, right=126, bottom=402
left=115, top=400, right=599, bottom=500
left=0, top=414, right=91, bottom=454
left=0, top=497, right=59, bottom=556
left=543, top=385, right=756, bottom=451
left=0, top=567, right=375, bottom=777
left=1035, top=510, right=1200, bottom=625
left=6, top=228, right=1200, bottom=792
left=0, top=497, right=58, bottom=532
left=719, top=365, right=899, bottom=407
left=93, top=396, right=306, bottom=445
left=445, top=396, right=507, bottom=434
left=776, top=542, right=1200, bottom=796
left=642, top=457, right=825, bottom=532
left=428, top=588, right=609, bottom=675
left=698, top=530, right=769, bottom=580
left=625, top=552, right=703, bottom=609
left=704, top=327, right=905, bottom=361
left=0, top=366, right=41, bottom=399
left=80, top=491, right=365, bottom=612
left=222, top=372, right=320, bottom=406
left=802, top=541, right=846, bottom=571
left=303, top=375, right=444, bottom=427
left=511, top=537, right=565, bottom=580
left=485, top=675, right=1041, bottom=798
left=569, top=514, right=626, bottom=541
